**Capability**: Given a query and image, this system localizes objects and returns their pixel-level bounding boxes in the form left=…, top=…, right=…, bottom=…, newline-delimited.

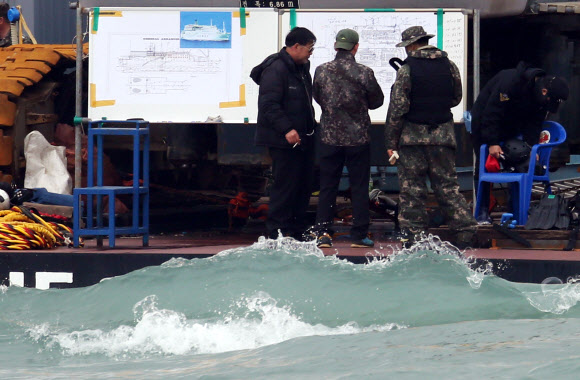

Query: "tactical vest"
left=405, top=56, right=454, bottom=125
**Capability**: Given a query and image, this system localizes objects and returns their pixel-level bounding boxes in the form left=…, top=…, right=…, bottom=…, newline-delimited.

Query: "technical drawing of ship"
left=117, top=44, right=222, bottom=74
left=180, top=20, right=231, bottom=42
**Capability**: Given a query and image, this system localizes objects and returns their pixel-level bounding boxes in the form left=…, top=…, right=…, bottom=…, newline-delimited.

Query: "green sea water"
left=1, top=235, right=580, bottom=379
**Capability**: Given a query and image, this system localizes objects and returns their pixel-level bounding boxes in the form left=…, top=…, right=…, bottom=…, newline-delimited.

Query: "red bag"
left=485, top=155, right=501, bottom=172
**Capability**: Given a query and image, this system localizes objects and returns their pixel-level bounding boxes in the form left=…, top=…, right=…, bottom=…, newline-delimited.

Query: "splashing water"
left=1, top=234, right=580, bottom=378
left=27, top=292, right=402, bottom=358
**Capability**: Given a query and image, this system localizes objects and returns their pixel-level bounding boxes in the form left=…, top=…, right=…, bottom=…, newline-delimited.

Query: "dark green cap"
left=334, top=28, right=359, bottom=50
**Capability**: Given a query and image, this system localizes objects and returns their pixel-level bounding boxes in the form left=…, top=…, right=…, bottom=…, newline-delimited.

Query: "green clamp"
left=73, top=116, right=92, bottom=126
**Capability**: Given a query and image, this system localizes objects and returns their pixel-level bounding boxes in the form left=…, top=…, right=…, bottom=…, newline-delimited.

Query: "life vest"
left=405, top=56, right=454, bottom=125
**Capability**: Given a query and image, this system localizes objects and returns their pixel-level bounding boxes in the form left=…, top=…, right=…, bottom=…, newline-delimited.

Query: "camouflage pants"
left=397, top=145, right=477, bottom=233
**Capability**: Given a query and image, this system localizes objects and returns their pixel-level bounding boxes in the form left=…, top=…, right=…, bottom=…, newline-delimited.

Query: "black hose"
left=389, top=57, right=405, bottom=71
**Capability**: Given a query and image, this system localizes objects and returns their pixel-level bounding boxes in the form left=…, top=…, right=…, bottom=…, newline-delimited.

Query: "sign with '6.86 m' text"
left=240, top=0, right=300, bottom=8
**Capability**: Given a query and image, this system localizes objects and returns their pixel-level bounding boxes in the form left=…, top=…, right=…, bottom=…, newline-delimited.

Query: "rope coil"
left=0, top=206, right=77, bottom=250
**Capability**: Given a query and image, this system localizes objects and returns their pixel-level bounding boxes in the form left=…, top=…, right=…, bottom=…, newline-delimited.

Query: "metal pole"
left=473, top=9, right=480, bottom=101
left=472, top=8, right=480, bottom=213
left=74, top=2, right=83, bottom=188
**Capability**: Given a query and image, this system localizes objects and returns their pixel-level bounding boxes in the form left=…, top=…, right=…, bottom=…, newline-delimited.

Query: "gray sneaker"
left=351, top=237, right=374, bottom=248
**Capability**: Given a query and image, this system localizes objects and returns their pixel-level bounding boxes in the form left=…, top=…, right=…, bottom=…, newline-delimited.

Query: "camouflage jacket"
left=0, top=32, right=32, bottom=48
left=313, top=50, right=384, bottom=146
left=384, top=46, right=462, bottom=150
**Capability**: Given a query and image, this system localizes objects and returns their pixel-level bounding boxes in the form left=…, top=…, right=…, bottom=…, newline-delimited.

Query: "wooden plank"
left=2, top=75, right=34, bottom=86
left=0, top=78, right=25, bottom=96
left=431, top=225, right=576, bottom=250
left=6, top=43, right=89, bottom=60
left=0, top=51, right=14, bottom=61
left=53, top=43, right=89, bottom=59
left=9, top=47, right=61, bottom=66
left=0, top=94, right=16, bottom=127
left=6, top=60, right=52, bottom=74
left=26, top=113, right=59, bottom=126
left=491, top=238, right=578, bottom=250
left=468, top=225, right=570, bottom=237
left=0, top=67, right=43, bottom=83
left=7, top=77, right=33, bottom=86
left=0, top=129, right=13, bottom=165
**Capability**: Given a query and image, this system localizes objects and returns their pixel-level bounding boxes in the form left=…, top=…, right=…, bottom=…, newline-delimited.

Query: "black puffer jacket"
left=250, top=48, right=315, bottom=149
left=471, top=61, right=546, bottom=147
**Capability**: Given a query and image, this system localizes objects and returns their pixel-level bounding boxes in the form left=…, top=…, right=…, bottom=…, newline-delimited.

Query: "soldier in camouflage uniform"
left=385, top=26, right=477, bottom=248
left=313, top=28, right=384, bottom=248
left=0, top=3, right=12, bottom=47
left=0, top=3, right=33, bottom=47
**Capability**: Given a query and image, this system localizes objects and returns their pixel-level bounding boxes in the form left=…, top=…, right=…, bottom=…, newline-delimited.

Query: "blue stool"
left=73, top=119, right=149, bottom=248
left=474, top=121, right=566, bottom=225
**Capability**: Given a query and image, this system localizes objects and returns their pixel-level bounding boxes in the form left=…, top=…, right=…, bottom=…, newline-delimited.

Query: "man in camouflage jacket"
left=312, top=28, right=384, bottom=248
left=385, top=26, right=476, bottom=248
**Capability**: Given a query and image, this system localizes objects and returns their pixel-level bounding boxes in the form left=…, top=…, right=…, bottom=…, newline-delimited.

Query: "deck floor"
left=25, top=231, right=580, bottom=263
left=4, top=226, right=580, bottom=286
left=7, top=199, right=580, bottom=285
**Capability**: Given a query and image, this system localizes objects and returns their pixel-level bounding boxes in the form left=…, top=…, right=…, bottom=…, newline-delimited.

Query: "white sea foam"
left=27, top=292, right=403, bottom=357
left=362, top=233, right=490, bottom=289
left=466, top=260, right=494, bottom=289
left=523, top=279, right=580, bottom=314
left=248, top=235, right=323, bottom=257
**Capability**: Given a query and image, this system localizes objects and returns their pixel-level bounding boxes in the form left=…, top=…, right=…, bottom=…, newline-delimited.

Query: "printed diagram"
left=89, top=9, right=248, bottom=120
left=106, top=39, right=237, bottom=103
left=117, top=43, right=222, bottom=74
left=128, top=76, right=188, bottom=95
left=99, top=26, right=242, bottom=105
left=304, top=13, right=437, bottom=91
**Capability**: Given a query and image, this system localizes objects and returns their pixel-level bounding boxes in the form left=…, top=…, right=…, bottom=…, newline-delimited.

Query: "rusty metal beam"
left=26, top=113, right=59, bottom=125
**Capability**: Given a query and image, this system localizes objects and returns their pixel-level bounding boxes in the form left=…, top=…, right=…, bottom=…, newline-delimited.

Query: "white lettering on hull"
left=9, top=272, right=24, bottom=287
left=9, top=272, right=73, bottom=289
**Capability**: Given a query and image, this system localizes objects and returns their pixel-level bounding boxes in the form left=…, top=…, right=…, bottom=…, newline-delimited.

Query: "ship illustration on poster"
left=181, top=20, right=231, bottom=42
left=180, top=12, right=233, bottom=49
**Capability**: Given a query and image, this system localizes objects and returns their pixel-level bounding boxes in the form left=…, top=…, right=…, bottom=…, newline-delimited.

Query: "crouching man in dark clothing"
left=250, top=27, right=317, bottom=240
left=471, top=61, right=569, bottom=180
left=385, top=26, right=477, bottom=249
left=470, top=61, right=569, bottom=220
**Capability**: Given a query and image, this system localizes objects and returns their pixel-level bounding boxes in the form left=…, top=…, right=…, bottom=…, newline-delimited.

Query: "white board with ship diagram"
left=88, top=7, right=279, bottom=123
left=280, top=9, right=467, bottom=122
left=88, top=7, right=466, bottom=124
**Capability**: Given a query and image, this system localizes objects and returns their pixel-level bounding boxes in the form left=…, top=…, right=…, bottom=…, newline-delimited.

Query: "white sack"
left=24, top=131, right=72, bottom=195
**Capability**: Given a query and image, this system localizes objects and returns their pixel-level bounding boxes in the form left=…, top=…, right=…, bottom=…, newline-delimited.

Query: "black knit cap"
left=543, top=76, right=569, bottom=113
left=545, top=76, right=569, bottom=101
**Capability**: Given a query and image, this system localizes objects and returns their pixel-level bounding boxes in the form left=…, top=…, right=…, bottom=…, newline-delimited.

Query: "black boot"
left=399, top=228, right=415, bottom=249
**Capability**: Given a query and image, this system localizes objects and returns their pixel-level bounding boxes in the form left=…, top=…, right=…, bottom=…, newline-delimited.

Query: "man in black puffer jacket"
left=250, top=27, right=317, bottom=240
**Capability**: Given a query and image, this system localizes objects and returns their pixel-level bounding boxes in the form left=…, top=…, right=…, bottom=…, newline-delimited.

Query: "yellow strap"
left=18, top=8, right=22, bottom=44
left=16, top=5, right=38, bottom=44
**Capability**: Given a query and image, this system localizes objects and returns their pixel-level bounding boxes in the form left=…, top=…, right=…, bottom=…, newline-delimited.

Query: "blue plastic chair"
left=474, top=121, right=566, bottom=225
